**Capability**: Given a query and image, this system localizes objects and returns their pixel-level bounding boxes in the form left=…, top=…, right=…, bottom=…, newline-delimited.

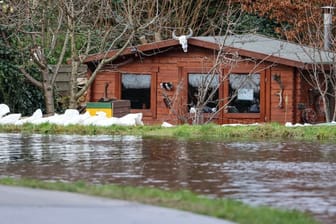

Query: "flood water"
left=0, top=133, right=335, bottom=224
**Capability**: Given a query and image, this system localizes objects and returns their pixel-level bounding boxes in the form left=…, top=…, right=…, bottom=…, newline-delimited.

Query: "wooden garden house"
left=83, top=34, right=334, bottom=125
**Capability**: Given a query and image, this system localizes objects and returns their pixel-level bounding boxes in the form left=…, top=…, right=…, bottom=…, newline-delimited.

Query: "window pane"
left=228, top=74, right=260, bottom=113
left=188, top=73, right=219, bottom=113
left=122, top=74, right=151, bottom=109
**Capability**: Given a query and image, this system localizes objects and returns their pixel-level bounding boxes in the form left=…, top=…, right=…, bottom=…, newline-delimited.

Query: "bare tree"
left=0, top=0, right=68, bottom=115
left=70, top=0, right=160, bottom=110
left=291, top=6, right=336, bottom=123
left=1, top=0, right=160, bottom=114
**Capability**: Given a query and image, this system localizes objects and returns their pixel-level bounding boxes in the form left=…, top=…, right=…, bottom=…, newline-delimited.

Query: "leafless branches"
left=291, top=6, right=336, bottom=122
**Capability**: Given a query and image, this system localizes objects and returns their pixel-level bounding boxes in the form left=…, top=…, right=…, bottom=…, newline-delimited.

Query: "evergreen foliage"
left=238, top=13, right=281, bottom=37
left=0, top=26, right=44, bottom=115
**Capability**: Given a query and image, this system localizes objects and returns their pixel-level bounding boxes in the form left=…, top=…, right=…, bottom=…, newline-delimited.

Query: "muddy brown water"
left=0, top=133, right=335, bottom=224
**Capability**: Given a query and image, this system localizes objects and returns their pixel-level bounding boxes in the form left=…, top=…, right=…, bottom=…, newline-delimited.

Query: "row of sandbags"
left=0, top=104, right=143, bottom=126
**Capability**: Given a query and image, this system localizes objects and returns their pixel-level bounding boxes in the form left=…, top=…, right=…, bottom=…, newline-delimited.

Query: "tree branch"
left=51, top=30, right=70, bottom=85
left=47, top=8, right=64, bottom=58
left=19, top=67, right=43, bottom=89
left=76, top=27, right=135, bottom=99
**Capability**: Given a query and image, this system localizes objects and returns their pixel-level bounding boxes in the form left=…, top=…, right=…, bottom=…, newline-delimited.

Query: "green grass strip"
left=0, top=122, right=335, bottom=142
left=0, top=178, right=320, bottom=224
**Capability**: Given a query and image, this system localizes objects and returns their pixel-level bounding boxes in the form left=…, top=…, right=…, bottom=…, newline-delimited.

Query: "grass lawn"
left=0, top=178, right=320, bottom=224
left=0, top=122, right=335, bottom=142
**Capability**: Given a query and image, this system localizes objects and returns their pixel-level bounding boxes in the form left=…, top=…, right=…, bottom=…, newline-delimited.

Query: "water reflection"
left=0, top=133, right=335, bottom=224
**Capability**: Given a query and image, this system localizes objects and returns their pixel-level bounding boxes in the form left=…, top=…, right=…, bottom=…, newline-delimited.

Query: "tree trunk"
left=322, top=95, right=331, bottom=123
left=333, top=97, right=336, bottom=122
left=69, top=60, right=79, bottom=109
left=193, top=108, right=204, bottom=125
left=42, top=69, right=55, bottom=115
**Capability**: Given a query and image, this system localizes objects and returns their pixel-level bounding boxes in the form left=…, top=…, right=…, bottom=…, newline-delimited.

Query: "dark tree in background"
left=0, top=26, right=44, bottom=115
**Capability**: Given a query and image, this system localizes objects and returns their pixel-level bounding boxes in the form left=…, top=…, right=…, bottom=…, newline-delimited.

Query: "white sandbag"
left=116, top=113, right=143, bottom=126
left=134, top=113, right=144, bottom=126
left=0, top=113, right=21, bottom=124
left=77, top=112, right=91, bottom=125
left=16, top=109, right=43, bottom=125
left=29, top=109, right=43, bottom=121
left=161, top=122, right=174, bottom=128
left=47, top=114, right=64, bottom=125
left=0, top=104, right=10, bottom=118
left=64, top=109, right=79, bottom=117
left=82, top=111, right=107, bottom=126
left=94, top=117, right=119, bottom=126
left=62, top=109, right=81, bottom=125
left=31, top=114, right=59, bottom=125
left=116, top=116, right=136, bottom=126
left=45, top=109, right=80, bottom=126
left=30, top=117, right=49, bottom=125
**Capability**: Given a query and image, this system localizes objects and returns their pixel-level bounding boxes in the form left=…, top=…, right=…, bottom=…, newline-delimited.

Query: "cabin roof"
left=83, top=34, right=335, bottom=68
left=193, top=34, right=334, bottom=66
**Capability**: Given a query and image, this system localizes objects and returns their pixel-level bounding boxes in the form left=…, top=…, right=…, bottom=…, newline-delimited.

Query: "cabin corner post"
left=115, top=72, right=121, bottom=100
left=151, top=70, right=158, bottom=119
left=292, top=68, right=299, bottom=124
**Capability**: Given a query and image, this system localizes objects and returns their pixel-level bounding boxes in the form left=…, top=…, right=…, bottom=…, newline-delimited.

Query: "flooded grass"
left=0, top=123, right=335, bottom=142
left=0, top=178, right=320, bottom=224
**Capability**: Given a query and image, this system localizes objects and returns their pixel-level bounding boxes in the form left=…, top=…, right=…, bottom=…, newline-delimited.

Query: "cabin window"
left=188, top=73, right=219, bottom=113
left=121, top=74, right=151, bottom=109
left=228, top=73, right=260, bottom=113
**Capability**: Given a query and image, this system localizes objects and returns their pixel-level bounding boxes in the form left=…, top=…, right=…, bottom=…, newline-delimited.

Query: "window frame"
left=227, top=73, right=261, bottom=114
left=223, top=69, right=266, bottom=120
left=182, top=67, right=224, bottom=123
left=187, top=73, right=220, bottom=113
left=118, top=72, right=157, bottom=118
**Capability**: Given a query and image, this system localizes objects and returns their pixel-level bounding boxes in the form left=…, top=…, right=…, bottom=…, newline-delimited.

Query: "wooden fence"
left=51, top=65, right=87, bottom=97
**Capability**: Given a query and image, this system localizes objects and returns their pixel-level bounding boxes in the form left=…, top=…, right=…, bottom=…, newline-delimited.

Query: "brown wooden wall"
left=87, top=46, right=309, bottom=125
left=295, top=71, right=326, bottom=123
left=269, top=66, right=296, bottom=124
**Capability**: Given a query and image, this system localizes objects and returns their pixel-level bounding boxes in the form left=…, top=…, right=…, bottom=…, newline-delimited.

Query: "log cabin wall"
left=296, top=71, right=327, bottom=123
left=88, top=46, right=219, bottom=125
left=269, top=66, right=296, bottom=124
left=86, top=45, right=305, bottom=125
left=268, top=66, right=319, bottom=124
left=89, top=70, right=119, bottom=101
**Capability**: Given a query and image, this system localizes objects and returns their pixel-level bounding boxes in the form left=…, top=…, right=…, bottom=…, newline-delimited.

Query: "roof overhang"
left=83, top=39, right=179, bottom=63
left=188, top=38, right=307, bottom=68
left=82, top=35, right=333, bottom=70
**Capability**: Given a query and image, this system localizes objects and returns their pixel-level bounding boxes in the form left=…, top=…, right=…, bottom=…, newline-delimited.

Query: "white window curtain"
left=122, top=74, right=151, bottom=89
left=229, top=74, right=260, bottom=93
left=188, top=74, right=219, bottom=88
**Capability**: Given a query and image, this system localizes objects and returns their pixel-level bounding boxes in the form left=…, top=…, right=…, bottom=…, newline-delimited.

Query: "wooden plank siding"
left=269, top=66, right=296, bottom=124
